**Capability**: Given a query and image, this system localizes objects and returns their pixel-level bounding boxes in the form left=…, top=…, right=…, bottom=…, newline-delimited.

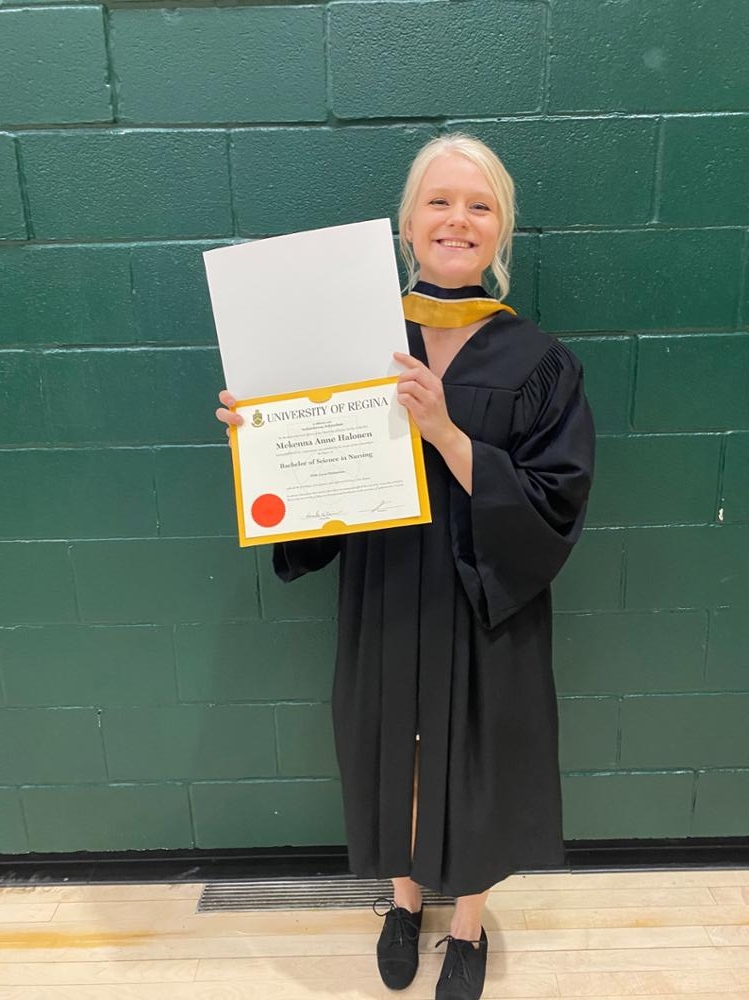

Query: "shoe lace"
left=372, top=896, right=420, bottom=947
left=434, top=933, right=482, bottom=985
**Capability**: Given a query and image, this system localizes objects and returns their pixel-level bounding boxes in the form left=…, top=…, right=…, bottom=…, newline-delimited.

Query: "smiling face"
left=404, top=151, right=501, bottom=288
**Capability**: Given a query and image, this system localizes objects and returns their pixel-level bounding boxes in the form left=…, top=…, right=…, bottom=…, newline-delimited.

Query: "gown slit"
left=410, top=737, right=420, bottom=860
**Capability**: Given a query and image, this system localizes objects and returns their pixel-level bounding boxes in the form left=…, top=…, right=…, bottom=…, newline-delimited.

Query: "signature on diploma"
left=361, top=500, right=404, bottom=515
left=304, top=509, right=344, bottom=521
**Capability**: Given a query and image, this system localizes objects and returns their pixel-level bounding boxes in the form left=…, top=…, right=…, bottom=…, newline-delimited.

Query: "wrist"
left=433, top=421, right=464, bottom=455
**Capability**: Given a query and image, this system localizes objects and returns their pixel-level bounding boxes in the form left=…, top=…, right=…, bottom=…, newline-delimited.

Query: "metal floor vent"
left=197, top=876, right=454, bottom=912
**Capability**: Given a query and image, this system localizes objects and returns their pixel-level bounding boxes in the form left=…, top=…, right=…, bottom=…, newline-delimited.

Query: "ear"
left=404, top=218, right=412, bottom=243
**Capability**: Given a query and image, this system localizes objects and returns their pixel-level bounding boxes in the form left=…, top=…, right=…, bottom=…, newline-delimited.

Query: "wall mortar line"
left=649, top=116, right=666, bottom=225
left=713, top=432, right=728, bottom=528
left=540, top=0, right=552, bottom=115
left=322, top=3, right=335, bottom=126
left=15, top=788, right=33, bottom=855
left=702, top=610, right=711, bottom=687
left=101, top=4, right=120, bottom=123
left=226, top=131, right=239, bottom=238
left=618, top=529, right=628, bottom=611
left=736, top=228, right=749, bottom=329
left=12, top=137, right=34, bottom=240
left=185, top=781, right=198, bottom=849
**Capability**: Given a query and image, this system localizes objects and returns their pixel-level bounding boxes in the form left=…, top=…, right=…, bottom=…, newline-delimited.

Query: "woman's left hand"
left=393, top=351, right=457, bottom=451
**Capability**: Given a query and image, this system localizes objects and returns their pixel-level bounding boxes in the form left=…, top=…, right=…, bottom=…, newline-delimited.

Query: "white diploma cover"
left=203, top=219, right=432, bottom=546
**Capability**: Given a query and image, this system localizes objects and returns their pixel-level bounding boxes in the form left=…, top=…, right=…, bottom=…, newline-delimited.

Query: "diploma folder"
left=203, top=219, right=432, bottom=546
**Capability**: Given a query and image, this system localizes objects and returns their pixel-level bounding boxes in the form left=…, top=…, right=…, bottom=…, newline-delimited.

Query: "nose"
left=447, top=203, right=470, bottom=228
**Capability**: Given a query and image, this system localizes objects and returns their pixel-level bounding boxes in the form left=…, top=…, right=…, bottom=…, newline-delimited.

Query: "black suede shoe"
left=373, top=896, right=423, bottom=990
left=434, top=926, right=488, bottom=1000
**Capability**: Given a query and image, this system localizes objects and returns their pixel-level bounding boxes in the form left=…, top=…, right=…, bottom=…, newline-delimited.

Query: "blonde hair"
left=397, top=132, right=516, bottom=301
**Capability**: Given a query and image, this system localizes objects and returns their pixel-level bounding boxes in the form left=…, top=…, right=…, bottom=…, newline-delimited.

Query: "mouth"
left=435, top=239, right=476, bottom=250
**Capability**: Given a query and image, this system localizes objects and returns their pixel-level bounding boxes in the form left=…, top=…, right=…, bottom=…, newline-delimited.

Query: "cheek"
left=409, top=209, right=439, bottom=248
left=411, top=227, right=433, bottom=257
left=480, top=222, right=501, bottom=260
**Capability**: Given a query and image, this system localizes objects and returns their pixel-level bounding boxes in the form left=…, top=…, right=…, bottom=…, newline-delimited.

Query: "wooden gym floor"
left=0, top=868, right=748, bottom=998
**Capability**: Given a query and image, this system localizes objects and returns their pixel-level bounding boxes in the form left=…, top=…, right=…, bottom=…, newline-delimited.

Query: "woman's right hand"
left=216, top=389, right=244, bottom=439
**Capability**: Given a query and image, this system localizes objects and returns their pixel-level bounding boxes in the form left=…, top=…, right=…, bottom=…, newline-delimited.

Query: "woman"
left=216, top=133, right=596, bottom=1000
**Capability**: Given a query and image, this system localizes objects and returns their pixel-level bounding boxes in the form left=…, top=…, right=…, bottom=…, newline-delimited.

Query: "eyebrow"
left=423, top=188, right=494, bottom=200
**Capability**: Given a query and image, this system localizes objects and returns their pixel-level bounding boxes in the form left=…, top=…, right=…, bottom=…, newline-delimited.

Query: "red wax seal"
left=251, top=493, right=286, bottom=528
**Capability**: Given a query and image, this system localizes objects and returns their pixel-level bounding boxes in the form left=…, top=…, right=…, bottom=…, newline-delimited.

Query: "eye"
left=429, top=198, right=448, bottom=205
left=472, top=203, right=490, bottom=211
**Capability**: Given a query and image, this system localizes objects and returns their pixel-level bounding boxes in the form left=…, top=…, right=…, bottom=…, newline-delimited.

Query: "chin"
left=425, top=266, right=483, bottom=287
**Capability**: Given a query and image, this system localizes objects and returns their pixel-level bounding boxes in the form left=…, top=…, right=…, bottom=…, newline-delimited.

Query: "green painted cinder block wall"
left=0, top=0, right=747, bottom=854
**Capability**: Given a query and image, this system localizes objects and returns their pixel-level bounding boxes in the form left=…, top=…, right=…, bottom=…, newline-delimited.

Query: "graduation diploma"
left=229, top=377, right=431, bottom=546
left=203, top=217, right=433, bottom=547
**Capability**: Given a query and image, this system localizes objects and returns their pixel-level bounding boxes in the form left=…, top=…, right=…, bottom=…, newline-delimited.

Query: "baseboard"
left=0, top=837, right=747, bottom=885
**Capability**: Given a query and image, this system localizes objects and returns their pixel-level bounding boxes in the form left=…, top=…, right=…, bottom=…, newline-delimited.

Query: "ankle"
left=393, top=893, right=422, bottom=913
left=448, top=919, right=482, bottom=945
left=393, top=886, right=422, bottom=912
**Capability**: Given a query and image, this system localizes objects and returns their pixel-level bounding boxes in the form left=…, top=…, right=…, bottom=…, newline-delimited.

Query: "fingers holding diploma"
left=393, top=351, right=473, bottom=495
left=393, top=351, right=454, bottom=450
left=216, top=388, right=244, bottom=440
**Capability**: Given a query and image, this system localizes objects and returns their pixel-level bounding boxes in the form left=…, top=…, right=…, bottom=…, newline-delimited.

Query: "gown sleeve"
left=272, top=537, right=341, bottom=583
left=450, top=339, right=595, bottom=630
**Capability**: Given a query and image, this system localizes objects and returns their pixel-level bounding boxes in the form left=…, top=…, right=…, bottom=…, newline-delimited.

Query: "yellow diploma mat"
left=229, top=376, right=432, bottom=547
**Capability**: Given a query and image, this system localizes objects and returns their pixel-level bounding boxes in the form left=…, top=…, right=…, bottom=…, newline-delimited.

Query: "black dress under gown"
left=273, top=310, right=596, bottom=897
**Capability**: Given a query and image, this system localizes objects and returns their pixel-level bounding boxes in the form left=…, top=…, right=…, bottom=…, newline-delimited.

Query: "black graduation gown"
left=273, top=312, right=596, bottom=897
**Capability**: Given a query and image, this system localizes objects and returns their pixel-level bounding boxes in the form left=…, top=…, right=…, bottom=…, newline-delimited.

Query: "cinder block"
left=0, top=624, right=176, bottom=706
left=562, top=772, right=693, bottom=839
left=231, top=126, right=435, bottom=235
left=0, top=245, right=136, bottom=346
left=154, top=446, right=235, bottom=537
left=661, top=116, right=749, bottom=226
left=21, top=130, right=232, bottom=239
left=554, top=611, right=707, bottom=695
left=102, top=705, right=276, bottom=780
left=41, top=347, right=224, bottom=445
left=560, top=337, right=633, bottom=434
left=634, top=334, right=749, bottom=431
left=620, top=694, right=749, bottom=768
left=276, top=703, right=338, bottom=778
left=706, top=607, right=749, bottom=691
left=71, top=538, right=260, bottom=624
left=0, top=707, right=106, bottom=783
left=131, top=242, right=223, bottom=345
left=330, top=0, right=544, bottom=118
left=0, top=788, right=27, bottom=853
left=0, top=351, right=45, bottom=445
left=22, top=784, right=192, bottom=852
left=551, top=529, right=624, bottom=611
left=0, top=7, right=110, bottom=125
left=113, top=6, right=326, bottom=124
left=539, top=230, right=743, bottom=333
left=0, top=134, right=24, bottom=238
left=558, top=697, right=619, bottom=770
left=460, top=118, right=657, bottom=228
left=721, top=433, right=749, bottom=523
left=191, top=779, right=345, bottom=847
left=625, top=525, right=749, bottom=609
left=0, top=448, right=157, bottom=539
left=175, top=621, right=336, bottom=703
left=0, top=541, right=76, bottom=625
left=507, top=233, right=537, bottom=320
left=692, top=770, right=749, bottom=836
left=586, top=434, right=721, bottom=526
left=549, top=0, right=749, bottom=112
